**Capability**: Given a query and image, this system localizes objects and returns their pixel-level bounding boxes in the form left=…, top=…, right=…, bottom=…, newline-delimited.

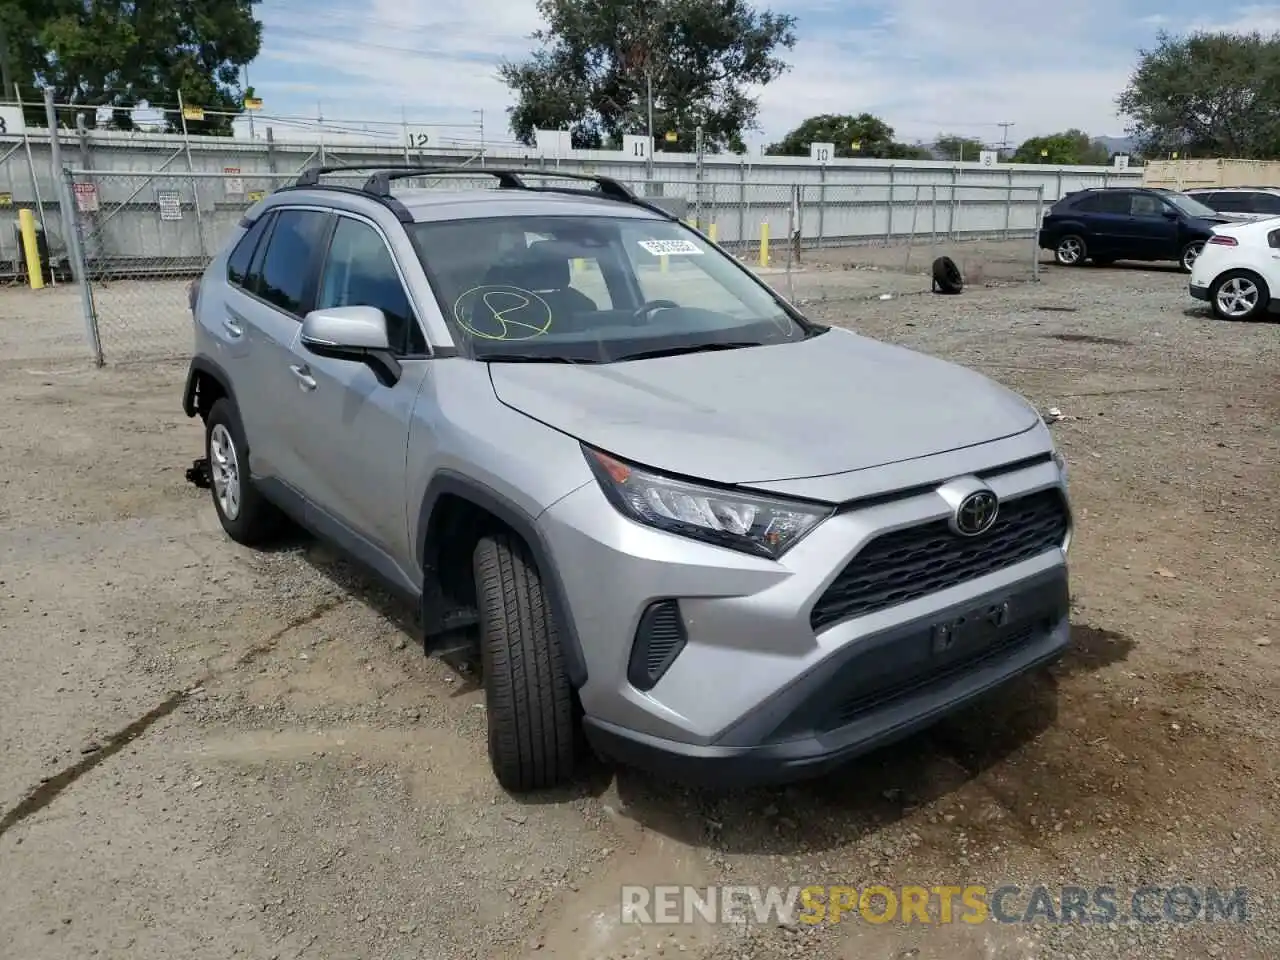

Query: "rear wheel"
left=205, top=399, right=285, bottom=545
left=1210, top=271, right=1269, bottom=322
left=1055, top=235, right=1086, bottom=266
left=1180, top=241, right=1205, bottom=273
left=473, top=533, right=577, bottom=791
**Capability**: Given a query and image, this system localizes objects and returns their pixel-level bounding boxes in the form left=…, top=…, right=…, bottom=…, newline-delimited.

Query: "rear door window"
left=227, top=215, right=273, bottom=289
left=1211, top=193, right=1247, bottom=213
left=1074, top=192, right=1129, bottom=214
left=1247, top=192, right=1280, bottom=215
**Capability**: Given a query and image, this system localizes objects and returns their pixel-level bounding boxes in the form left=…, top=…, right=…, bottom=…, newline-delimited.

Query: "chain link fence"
left=53, top=168, right=1045, bottom=363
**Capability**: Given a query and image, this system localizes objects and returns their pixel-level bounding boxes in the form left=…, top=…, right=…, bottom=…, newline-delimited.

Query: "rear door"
left=234, top=206, right=333, bottom=485
left=1071, top=191, right=1131, bottom=255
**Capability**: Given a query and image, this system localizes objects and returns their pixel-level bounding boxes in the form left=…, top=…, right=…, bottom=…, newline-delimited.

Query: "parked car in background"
left=1038, top=187, right=1228, bottom=272
left=1188, top=218, right=1280, bottom=321
left=1184, top=186, right=1280, bottom=223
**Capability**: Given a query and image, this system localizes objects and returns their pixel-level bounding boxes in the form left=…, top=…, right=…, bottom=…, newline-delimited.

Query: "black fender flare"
left=182, top=355, right=239, bottom=419
left=415, top=471, right=588, bottom=688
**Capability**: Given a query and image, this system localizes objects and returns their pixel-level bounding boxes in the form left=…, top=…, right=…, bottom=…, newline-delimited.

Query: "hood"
left=487, top=329, right=1041, bottom=485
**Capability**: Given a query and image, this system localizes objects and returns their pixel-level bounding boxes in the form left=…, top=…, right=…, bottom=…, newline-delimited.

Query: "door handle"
left=289, top=364, right=317, bottom=391
left=222, top=317, right=243, bottom=338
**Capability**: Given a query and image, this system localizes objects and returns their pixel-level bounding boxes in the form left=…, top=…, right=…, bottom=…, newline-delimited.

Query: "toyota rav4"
left=182, top=166, right=1072, bottom=792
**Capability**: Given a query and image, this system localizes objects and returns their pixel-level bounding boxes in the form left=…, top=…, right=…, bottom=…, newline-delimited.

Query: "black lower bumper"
left=1189, top=283, right=1210, bottom=302
left=584, top=565, right=1070, bottom=789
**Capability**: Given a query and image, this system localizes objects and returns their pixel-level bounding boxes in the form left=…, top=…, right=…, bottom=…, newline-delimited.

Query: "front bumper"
left=538, top=446, right=1071, bottom=783
left=583, top=566, right=1069, bottom=787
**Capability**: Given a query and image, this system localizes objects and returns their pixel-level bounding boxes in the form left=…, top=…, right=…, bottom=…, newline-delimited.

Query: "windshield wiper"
left=611, top=341, right=767, bottom=362
left=482, top=354, right=597, bottom=364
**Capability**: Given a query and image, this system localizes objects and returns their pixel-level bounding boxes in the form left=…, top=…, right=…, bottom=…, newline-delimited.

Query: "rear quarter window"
left=227, top=215, right=272, bottom=288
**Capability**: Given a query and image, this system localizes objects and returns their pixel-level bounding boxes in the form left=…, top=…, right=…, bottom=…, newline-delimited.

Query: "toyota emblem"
left=953, top=489, right=999, bottom=536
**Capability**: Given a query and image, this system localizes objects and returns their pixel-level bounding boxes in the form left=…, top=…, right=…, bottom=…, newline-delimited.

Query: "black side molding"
left=416, top=472, right=588, bottom=688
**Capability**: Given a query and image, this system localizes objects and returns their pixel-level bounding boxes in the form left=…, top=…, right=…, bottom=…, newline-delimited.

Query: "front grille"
left=810, top=489, right=1069, bottom=631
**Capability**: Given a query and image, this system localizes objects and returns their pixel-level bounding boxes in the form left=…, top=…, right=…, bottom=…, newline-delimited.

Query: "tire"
left=204, top=398, right=285, bottom=545
left=1209, top=270, right=1269, bottom=322
left=1055, top=235, right=1087, bottom=266
left=1180, top=241, right=1204, bottom=273
left=473, top=533, right=576, bottom=791
left=931, top=255, right=964, bottom=294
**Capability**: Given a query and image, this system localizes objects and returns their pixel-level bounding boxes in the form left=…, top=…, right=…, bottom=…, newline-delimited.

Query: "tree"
left=500, top=0, right=797, bottom=154
left=765, top=113, right=930, bottom=159
left=1118, top=30, right=1280, bottom=159
left=932, top=133, right=986, bottom=161
left=5, top=0, right=261, bottom=134
left=1011, top=129, right=1110, bottom=165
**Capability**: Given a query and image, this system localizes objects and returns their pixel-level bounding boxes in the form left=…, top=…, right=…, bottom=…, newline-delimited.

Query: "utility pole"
left=645, top=66, right=654, bottom=183
left=997, top=121, right=1015, bottom=156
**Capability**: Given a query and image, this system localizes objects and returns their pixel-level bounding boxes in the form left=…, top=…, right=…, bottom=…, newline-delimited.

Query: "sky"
left=238, top=0, right=1280, bottom=150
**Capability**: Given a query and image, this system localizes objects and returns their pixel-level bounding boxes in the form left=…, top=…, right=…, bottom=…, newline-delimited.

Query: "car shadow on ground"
left=276, top=528, right=1142, bottom=849
left=1038, top=257, right=1186, bottom=276
left=607, top=624, right=1135, bottom=856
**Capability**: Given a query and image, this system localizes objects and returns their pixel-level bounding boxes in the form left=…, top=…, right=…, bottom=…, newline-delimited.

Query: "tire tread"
left=474, top=533, right=575, bottom=791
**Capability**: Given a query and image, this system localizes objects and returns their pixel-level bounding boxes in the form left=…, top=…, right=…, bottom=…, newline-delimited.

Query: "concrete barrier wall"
left=0, top=129, right=1142, bottom=274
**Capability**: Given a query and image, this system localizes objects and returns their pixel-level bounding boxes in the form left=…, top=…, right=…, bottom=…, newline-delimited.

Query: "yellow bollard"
left=660, top=254, right=668, bottom=272
left=572, top=258, right=586, bottom=272
left=758, top=222, right=770, bottom=267
left=685, top=217, right=696, bottom=230
left=18, top=208, right=44, bottom=290
left=708, top=223, right=718, bottom=242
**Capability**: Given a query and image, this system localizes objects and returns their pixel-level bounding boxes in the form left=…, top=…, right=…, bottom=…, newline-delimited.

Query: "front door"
left=1125, top=192, right=1179, bottom=259
left=285, top=213, right=433, bottom=588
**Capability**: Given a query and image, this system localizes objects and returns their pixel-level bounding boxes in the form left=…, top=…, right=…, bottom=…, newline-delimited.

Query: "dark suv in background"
left=1038, top=187, right=1227, bottom=272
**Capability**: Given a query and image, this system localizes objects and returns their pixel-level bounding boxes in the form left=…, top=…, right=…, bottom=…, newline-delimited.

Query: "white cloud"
left=250, top=0, right=1280, bottom=148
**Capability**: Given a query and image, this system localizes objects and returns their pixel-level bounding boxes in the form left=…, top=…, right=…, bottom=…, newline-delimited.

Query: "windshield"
left=1163, top=192, right=1219, bottom=219
left=408, top=214, right=815, bottom=362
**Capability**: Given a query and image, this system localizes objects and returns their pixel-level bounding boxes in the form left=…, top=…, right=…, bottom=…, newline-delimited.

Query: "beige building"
left=1142, top=158, right=1280, bottom=189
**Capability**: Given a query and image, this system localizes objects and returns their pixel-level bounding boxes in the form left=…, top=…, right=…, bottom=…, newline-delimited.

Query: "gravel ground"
left=1, top=259, right=1278, bottom=960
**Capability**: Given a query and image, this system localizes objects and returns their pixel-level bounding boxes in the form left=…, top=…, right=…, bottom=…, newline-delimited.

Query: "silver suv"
left=1184, top=186, right=1280, bottom=222
left=182, top=166, right=1073, bottom=792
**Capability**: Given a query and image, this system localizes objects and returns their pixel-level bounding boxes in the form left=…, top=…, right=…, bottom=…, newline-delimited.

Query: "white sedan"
left=1188, top=217, right=1280, bottom=321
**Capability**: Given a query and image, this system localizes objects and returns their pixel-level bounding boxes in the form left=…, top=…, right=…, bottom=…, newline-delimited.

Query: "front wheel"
left=1210, top=271, right=1269, bottom=322
left=1055, top=235, right=1087, bottom=266
left=473, top=533, right=577, bottom=791
left=1180, top=241, right=1205, bottom=273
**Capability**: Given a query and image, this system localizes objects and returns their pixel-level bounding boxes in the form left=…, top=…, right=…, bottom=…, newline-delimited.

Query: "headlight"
left=1053, top=449, right=1068, bottom=485
left=583, top=446, right=832, bottom=559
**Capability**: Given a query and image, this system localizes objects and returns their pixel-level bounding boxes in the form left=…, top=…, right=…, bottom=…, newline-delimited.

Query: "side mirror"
left=300, top=306, right=401, bottom=385
left=1162, top=208, right=1180, bottom=219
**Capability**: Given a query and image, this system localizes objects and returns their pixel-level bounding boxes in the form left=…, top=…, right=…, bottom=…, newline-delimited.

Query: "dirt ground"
left=1, top=257, right=1278, bottom=960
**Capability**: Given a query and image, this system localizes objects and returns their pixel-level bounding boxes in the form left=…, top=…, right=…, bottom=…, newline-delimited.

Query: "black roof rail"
left=294, top=163, right=437, bottom=187
left=289, top=164, right=680, bottom=223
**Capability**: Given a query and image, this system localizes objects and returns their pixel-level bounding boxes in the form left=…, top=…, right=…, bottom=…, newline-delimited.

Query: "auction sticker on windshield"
left=638, top=239, right=704, bottom=256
